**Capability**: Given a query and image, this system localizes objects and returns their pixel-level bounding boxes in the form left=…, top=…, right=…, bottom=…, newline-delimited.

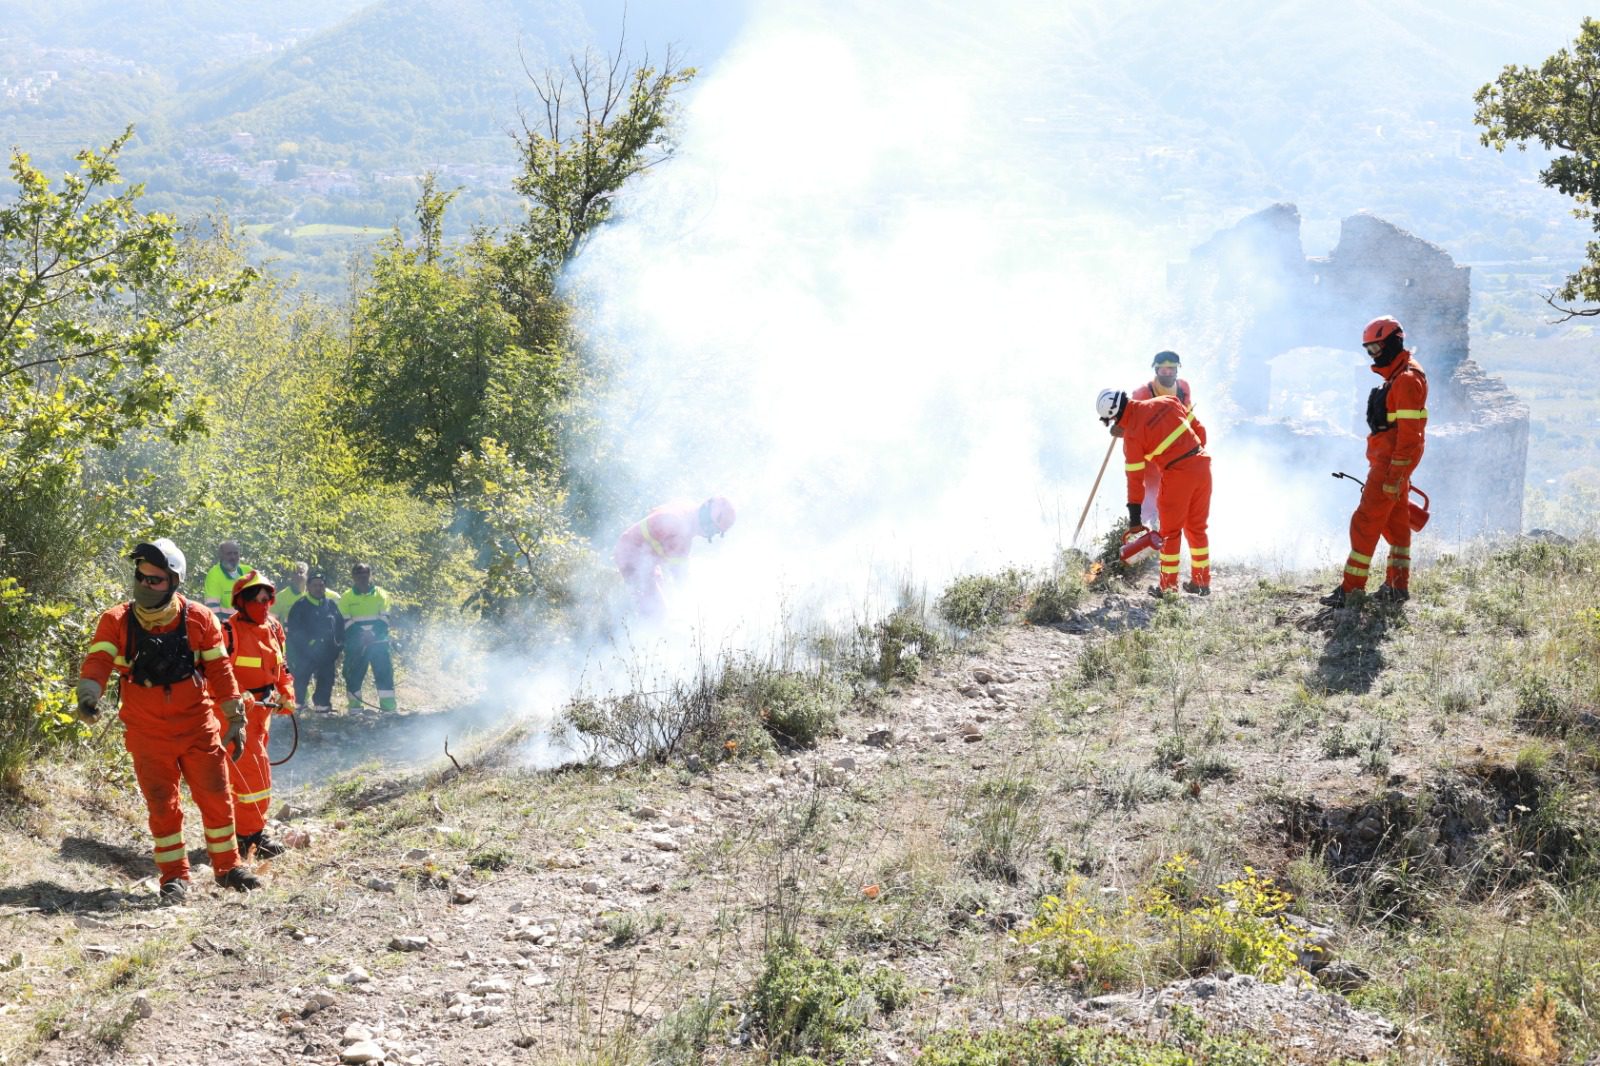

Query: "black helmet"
left=1152, top=350, right=1181, bottom=368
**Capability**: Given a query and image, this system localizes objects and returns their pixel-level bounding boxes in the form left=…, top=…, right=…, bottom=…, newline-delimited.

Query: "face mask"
left=240, top=600, right=270, bottom=624
left=132, top=579, right=174, bottom=610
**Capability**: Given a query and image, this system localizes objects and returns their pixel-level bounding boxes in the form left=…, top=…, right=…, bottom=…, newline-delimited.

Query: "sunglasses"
left=134, top=571, right=170, bottom=587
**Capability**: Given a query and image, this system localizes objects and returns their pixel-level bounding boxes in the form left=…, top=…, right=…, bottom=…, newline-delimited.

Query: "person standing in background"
left=203, top=539, right=249, bottom=622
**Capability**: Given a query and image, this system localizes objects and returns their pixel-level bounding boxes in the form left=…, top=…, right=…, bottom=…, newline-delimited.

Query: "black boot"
left=238, top=832, right=286, bottom=860
left=1373, top=584, right=1410, bottom=604
left=159, top=877, right=190, bottom=904
left=1183, top=581, right=1211, bottom=597
left=216, top=866, right=262, bottom=892
left=1318, top=586, right=1347, bottom=608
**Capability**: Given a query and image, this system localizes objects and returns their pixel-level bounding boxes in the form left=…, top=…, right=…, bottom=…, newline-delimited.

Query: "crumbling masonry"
left=1170, top=204, right=1528, bottom=537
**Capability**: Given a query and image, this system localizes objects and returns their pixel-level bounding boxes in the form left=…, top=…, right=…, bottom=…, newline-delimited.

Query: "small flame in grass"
left=1084, top=562, right=1103, bottom=583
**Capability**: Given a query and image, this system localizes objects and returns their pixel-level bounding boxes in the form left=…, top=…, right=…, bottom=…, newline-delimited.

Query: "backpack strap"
left=222, top=616, right=236, bottom=656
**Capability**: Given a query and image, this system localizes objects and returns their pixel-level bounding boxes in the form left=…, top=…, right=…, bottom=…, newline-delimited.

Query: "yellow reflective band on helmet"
left=152, top=832, right=183, bottom=848
left=1388, top=409, right=1428, bottom=421
left=1145, top=412, right=1196, bottom=461
left=87, top=640, right=119, bottom=658
left=1349, top=550, right=1372, bottom=564
left=236, top=656, right=262, bottom=668
left=206, top=837, right=237, bottom=854
left=237, top=788, right=271, bottom=804
left=153, top=845, right=186, bottom=862
left=199, top=646, right=226, bottom=661
left=1125, top=462, right=1146, bottom=472
left=205, top=823, right=235, bottom=840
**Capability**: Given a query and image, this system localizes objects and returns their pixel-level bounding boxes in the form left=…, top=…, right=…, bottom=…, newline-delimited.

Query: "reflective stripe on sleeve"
left=199, top=646, right=226, bottom=661
left=87, top=641, right=119, bottom=658
left=236, top=656, right=262, bottom=668
left=1387, top=409, right=1428, bottom=421
left=1145, top=412, right=1197, bottom=461
left=1125, top=462, right=1146, bottom=472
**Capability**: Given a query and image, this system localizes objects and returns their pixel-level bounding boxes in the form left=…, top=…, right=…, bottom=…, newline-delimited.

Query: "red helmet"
left=702, top=496, right=736, bottom=536
left=1362, top=316, right=1403, bottom=345
left=231, top=569, right=276, bottom=604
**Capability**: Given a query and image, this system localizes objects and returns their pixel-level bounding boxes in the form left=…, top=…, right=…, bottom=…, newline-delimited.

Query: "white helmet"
left=130, top=537, right=187, bottom=583
left=1095, top=389, right=1129, bottom=424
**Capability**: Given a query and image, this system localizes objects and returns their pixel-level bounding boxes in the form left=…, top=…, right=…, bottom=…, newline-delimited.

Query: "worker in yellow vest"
left=338, top=562, right=396, bottom=712
left=202, top=539, right=249, bottom=621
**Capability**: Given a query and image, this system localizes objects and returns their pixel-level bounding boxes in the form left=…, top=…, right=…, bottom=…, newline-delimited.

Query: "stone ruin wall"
left=1169, top=204, right=1529, bottom=538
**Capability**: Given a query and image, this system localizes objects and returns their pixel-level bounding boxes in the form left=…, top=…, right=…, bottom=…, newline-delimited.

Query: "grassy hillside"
left=3, top=541, right=1598, bottom=1063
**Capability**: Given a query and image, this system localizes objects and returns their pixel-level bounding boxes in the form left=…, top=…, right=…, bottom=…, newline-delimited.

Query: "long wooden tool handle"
left=1071, top=436, right=1117, bottom=548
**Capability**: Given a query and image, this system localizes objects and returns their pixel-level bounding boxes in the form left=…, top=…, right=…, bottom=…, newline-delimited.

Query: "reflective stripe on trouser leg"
left=224, top=701, right=274, bottom=837
left=130, top=747, right=191, bottom=884
left=178, top=742, right=241, bottom=875
left=1384, top=501, right=1414, bottom=591
left=1344, top=473, right=1402, bottom=591
left=1160, top=455, right=1211, bottom=588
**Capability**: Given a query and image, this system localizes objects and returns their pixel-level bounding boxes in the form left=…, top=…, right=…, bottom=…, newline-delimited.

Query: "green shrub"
left=918, top=1013, right=1292, bottom=1066
left=1079, top=629, right=1154, bottom=686
left=1026, top=571, right=1086, bottom=624
left=965, top=771, right=1042, bottom=882
left=750, top=672, right=847, bottom=749
left=750, top=946, right=910, bottom=1059
left=467, top=845, right=513, bottom=871
left=937, top=569, right=1029, bottom=630
left=863, top=608, right=943, bottom=684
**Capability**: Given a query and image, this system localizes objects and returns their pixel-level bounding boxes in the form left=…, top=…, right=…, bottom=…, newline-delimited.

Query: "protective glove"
left=1127, top=503, right=1143, bottom=528
left=220, top=698, right=246, bottom=761
left=275, top=697, right=296, bottom=717
left=75, top=679, right=102, bottom=722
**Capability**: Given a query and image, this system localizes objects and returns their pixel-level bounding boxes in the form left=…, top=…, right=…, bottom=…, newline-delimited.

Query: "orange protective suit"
left=1121, top=395, right=1211, bottom=591
left=219, top=604, right=295, bottom=842
left=1341, top=351, right=1427, bottom=592
left=613, top=500, right=702, bottom=619
left=80, top=595, right=244, bottom=886
left=1129, top=377, right=1194, bottom=521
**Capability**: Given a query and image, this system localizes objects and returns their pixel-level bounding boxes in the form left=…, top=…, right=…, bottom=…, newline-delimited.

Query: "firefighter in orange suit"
left=76, top=539, right=261, bottom=901
left=1097, top=389, right=1212, bottom=597
left=219, top=570, right=296, bottom=859
left=1321, top=316, right=1428, bottom=607
left=1129, top=350, right=1194, bottom=523
left=613, top=497, right=737, bottom=619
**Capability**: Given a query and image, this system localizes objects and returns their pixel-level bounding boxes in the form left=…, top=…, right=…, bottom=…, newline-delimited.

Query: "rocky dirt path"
left=1, top=583, right=1408, bottom=1065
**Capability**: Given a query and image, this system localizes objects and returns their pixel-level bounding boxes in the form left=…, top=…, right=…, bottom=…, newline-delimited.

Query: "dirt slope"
left=0, top=558, right=1583, bottom=1065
